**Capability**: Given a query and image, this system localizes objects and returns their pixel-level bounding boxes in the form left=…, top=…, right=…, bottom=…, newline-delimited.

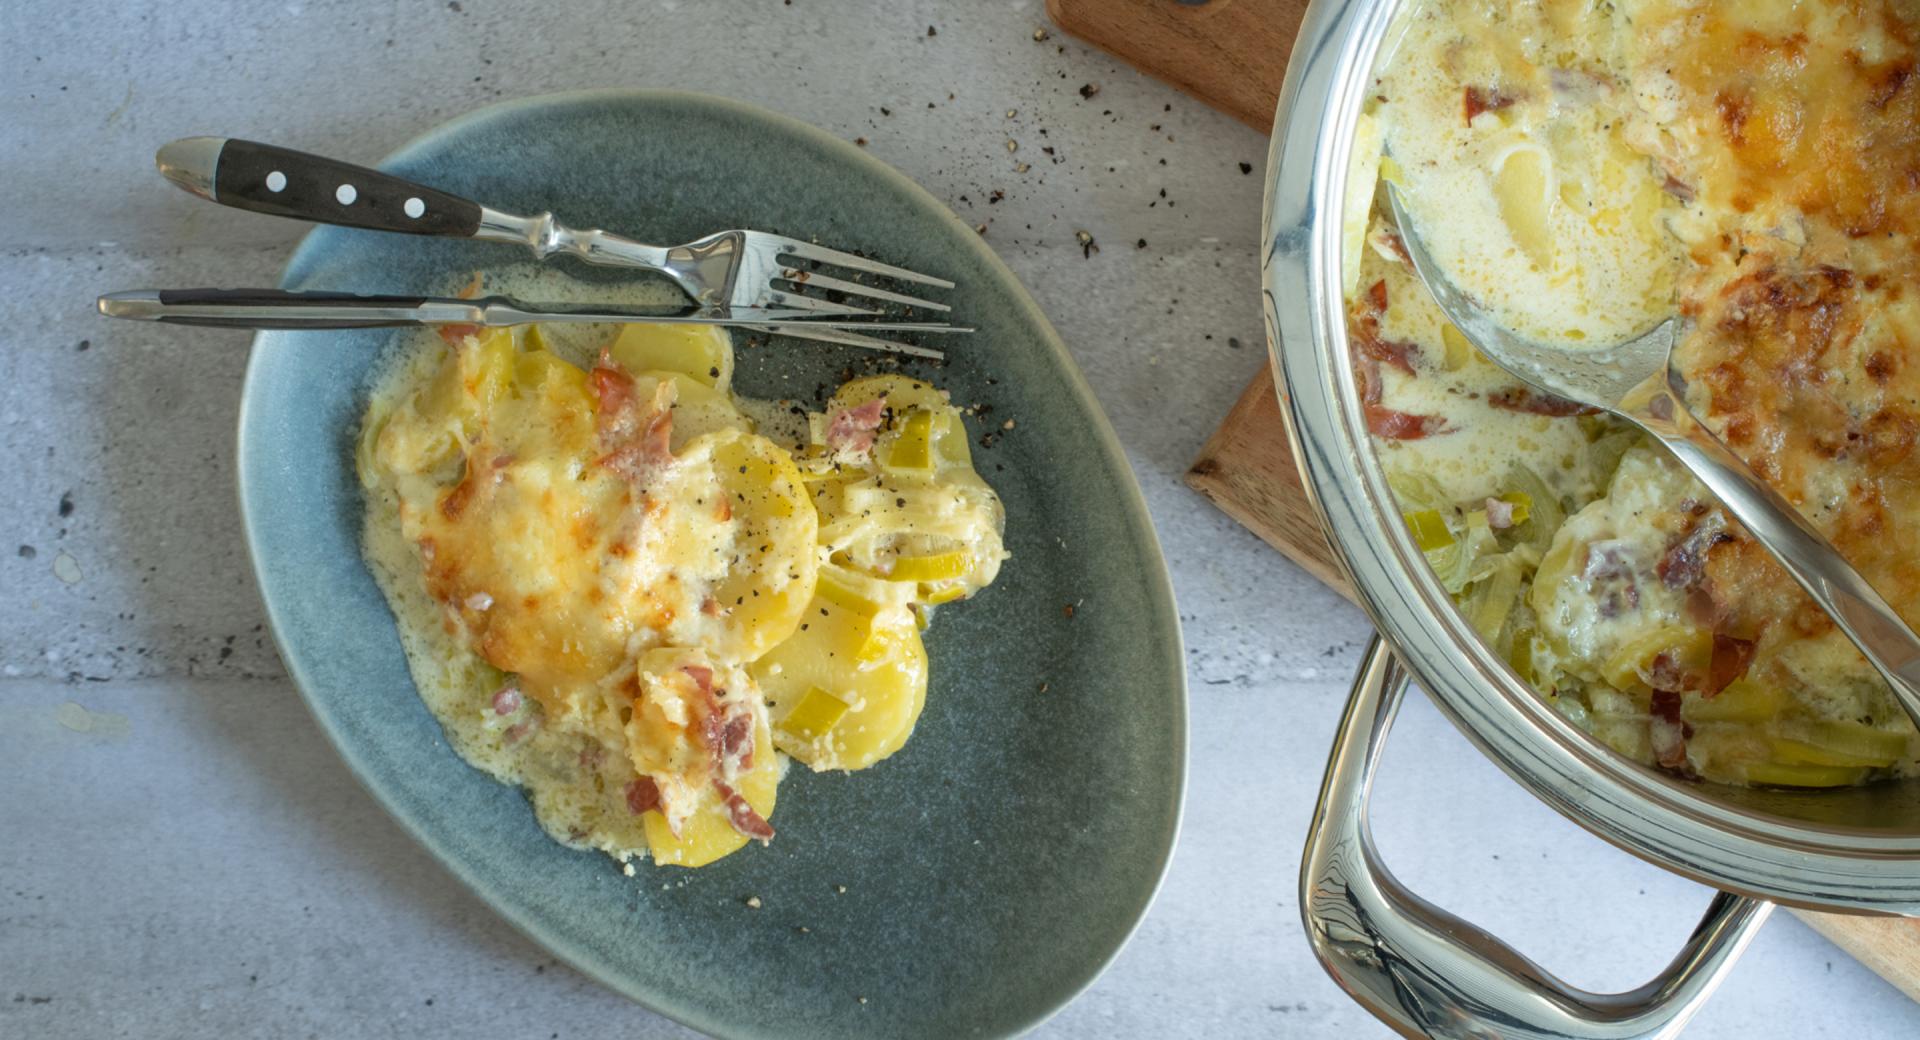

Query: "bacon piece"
left=824, top=398, right=888, bottom=455
left=592, top=351, right=677, bottom=483
left=1865, top=352, right=1896, bottom=384
left=714, top=780, right=775, bottom=843
left=1658, top=522, right=1733, bottom=591
left=688, top=664, right=726, bottom=763
left=683, top=663, right=754, bottom=773
left=1582, top=541, right=1640, bottom=618
left=439, top=466, right=480, bottom=521
left=435, top=275, right=487, bottom=343
left=1648, top=689, right=1692, bottom=770
left=625, top=776, right=661, bottom=815
left=1868, top=59, right=1912, bottom=109
left=1463, top=85, right=1517, bottom=125
left=1650, top=720, right=1690, bottom=770
left=491, top=684, right=522, bottom=716
left=1715, top=89, right=1750, bottom=147
left=1354, top=339, right=1443, bottom=437
left=1348, top=282, right=1444, bottom=438
left=1365, top=405, right=1448, bottom=440
left=722, top=714, right=755, bottom=772
left=1646, top=651, right=1694, bottom=693
left=1486, top=386, right=1600, bottom=417
left=591, top=351, right=635, bottom=415
left=681, top=664, right=715, bottom=696
left=1707, top=634, right=1757, bottom=695
left=699, top=707, right=727, bottom=768
left=1356, top=329, right=1419, bottom=377
left=1377, top=228, right=1413, bottom=265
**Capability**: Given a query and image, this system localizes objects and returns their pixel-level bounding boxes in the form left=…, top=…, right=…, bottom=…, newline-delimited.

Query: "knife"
left=97, top=289, right=963, bottom=359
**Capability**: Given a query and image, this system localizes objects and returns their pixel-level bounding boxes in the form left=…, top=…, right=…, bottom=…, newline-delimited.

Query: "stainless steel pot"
left=1261, top=0, right=1920, bottom=1035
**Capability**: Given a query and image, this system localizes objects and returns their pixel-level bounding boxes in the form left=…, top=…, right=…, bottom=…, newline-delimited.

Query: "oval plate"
left=237, top=90, right=1185, bottom=1038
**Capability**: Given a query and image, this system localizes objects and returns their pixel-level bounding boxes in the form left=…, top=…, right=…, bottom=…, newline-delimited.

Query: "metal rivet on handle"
left=403, top=197, right=426, bottom=219
left=265, top=171, right=287, bottom=192
left=335, top=184, right=357, bottom=205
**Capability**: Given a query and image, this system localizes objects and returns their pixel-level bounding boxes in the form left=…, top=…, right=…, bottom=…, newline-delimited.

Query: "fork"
left=153, top=137, right=956, bottom=326
left=1386, top=184, right=1920, bottom=732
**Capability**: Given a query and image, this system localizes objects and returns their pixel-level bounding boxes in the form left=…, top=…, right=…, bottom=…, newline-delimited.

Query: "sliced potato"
left=826, top=373, right=952, bottom=417
left=643, top=713, right=779, bottom=868
left=1493, top=142, right=1556, bottom=271
left=691, top=429, right=820, bottom=660
left=752, top=565, right=927, bottom=771
left=629, top=369, right=749, bottom=452
left=609, top=323, right=734, bottom=391
left=801, top=373, right=1006, bottom=605
left=1599, top=625, right=1710, bottom=693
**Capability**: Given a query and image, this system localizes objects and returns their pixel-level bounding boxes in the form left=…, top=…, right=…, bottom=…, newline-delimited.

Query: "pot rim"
left=1262, top=0, right=1920, bottom=912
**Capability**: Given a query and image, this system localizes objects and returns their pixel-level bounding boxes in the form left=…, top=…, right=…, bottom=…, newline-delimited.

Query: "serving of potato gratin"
left=357, top=317, right=1005, bottom=867
left=1350, top=0, right=1920, bottom=786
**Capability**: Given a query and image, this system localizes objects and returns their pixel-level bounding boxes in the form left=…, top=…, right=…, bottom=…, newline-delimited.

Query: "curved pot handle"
left=1302, top=635, right=1774, bottom=1039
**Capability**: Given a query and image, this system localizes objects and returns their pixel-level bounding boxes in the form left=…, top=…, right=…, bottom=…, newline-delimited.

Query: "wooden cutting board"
left=1048, top=0, right=1920, bottom=1004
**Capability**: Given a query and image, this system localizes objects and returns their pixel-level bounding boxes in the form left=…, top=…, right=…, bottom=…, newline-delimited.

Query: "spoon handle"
left=1624, top=377, right=1920, bottom=731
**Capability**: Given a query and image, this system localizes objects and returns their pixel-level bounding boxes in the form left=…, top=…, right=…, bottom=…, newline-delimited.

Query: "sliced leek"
left=1462, top=555, right=1524, bottom=641
left=1774, top=719, right=1907, bottom=767
left=1683, top=679, right=1785, bottom=724
left=1404, top=509, right=1455, bottom=552
left=778, top=686, right=851, bottom=741
left=888, top=551, right=972, bottom=583
left=1740, top=761, right=1871, bottom=788
left=886, top=410, right=935, bottom=472
left=922, top=584, right=969, bottom=606
left=1495, top=490, right=1532, bottom=526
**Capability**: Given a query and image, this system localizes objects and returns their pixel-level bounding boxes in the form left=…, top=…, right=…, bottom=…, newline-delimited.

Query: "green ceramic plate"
left=237, top=90, right=1184, bottom=1038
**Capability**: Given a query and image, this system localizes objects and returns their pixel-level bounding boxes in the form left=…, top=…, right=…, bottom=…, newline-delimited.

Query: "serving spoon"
left=1385, top=185, right=1920, bottom=732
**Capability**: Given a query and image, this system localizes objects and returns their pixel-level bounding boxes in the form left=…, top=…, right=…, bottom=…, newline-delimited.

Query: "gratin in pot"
left=1262, top=0, right=1920, bottom=1036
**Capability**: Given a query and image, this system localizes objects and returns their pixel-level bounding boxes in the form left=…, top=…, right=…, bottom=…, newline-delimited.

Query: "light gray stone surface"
left=2, top=1, right=1913, bottom=1037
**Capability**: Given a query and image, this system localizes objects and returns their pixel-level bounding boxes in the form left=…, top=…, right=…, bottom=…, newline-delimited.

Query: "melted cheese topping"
left=1359, top=0, right=1920, bottom=787
left=360, top=315, right=1008, bottom=867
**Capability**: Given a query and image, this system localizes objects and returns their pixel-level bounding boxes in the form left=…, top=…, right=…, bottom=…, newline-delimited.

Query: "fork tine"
left=776, top=240, right=956, bottom=289
left=758, top=291, right=879, bottom=318
left=776, top=269, right=953, bottom=313
left=765, top=324, right=945, bottom=360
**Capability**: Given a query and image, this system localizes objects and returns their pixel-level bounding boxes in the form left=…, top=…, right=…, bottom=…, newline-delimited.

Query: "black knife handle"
left=154, top=288, right=433, bottom=308
left=161, top=137, right=483, bottom=238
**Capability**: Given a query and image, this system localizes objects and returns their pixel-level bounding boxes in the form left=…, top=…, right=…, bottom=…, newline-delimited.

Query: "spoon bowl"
left=1387, top=184, right=1920, bottom=733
